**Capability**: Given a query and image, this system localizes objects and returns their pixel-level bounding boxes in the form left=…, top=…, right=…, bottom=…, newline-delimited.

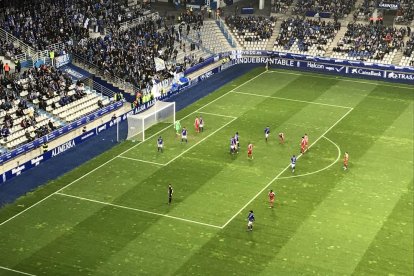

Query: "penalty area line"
left=0, top=265, right=36, bottom=276
left=221, top=108, right=353, bottom=228
left=55, top=192, right=222, bottom=229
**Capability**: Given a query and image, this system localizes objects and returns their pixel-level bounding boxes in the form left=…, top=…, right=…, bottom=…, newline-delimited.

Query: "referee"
left=168, top=184, right=174, bottom=205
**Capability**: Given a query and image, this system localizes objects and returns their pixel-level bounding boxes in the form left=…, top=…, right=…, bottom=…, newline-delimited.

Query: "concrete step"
left=324, top=25, right=348, bottom=57
left=266, top=19, right=282, bottom=51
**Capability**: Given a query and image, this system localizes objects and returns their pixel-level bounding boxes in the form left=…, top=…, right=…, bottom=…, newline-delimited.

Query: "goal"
left=126, top=101, right=175, bottom=141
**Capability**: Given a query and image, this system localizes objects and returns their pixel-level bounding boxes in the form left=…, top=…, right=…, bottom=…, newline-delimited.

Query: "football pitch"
left=0, top=68, right=412, bottom=275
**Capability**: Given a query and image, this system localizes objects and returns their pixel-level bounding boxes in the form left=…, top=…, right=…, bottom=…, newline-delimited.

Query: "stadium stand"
left=331, top=21, right=407, bottom=63
left=225, top=15, right=276, bottom=50
left=73, top=14, right=210, bottom=90
left=0, top=0, right=152, bottom=50
left=273, top=18, right=340, bottom=56
left=0, top=64, right=111, bottom=150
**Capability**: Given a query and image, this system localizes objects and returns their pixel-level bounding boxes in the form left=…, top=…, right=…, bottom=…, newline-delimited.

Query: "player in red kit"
left=268, top=189, right=275, bottom=208
left=247, top=142, right=253, bottom=159
left=278, top=132, right=285, bottom=144
left=194, top=117, right=200, bottom=133
left=304, top=134, right=309, bottom=152
left=343, top=152, right=349, bottom=170
left=300, top=136, right=306, bottom=154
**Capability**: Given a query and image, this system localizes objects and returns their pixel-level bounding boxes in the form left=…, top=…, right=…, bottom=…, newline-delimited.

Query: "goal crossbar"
left=127, top=101, right=175, bottom=141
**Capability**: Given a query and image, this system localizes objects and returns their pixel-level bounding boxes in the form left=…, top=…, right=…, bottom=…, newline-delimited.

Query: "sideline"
left=0, top=265, right=36, bottom=276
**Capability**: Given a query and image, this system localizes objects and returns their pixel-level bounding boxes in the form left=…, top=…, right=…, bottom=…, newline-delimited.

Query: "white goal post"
left=126, top=101, right=175, bottom=141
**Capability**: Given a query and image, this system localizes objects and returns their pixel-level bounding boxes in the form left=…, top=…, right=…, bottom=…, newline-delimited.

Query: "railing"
left=0, top=28, right=36, bottom=58
left=47, top=42, right=67, bottom=54
left=14, top=53, right=28, bottom=63
left=70, top=53, right=140, bottom=95
left=118, top=11, right=160, bottom=32
left=216, top=17, right=237, bottom=48
left=93, top=81, right=116, bottom=98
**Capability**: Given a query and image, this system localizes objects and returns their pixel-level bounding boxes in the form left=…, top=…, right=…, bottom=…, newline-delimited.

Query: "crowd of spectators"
left=225, top=16, right=276, bottom=42
left=333, top=21, right=407, bottom=60
left=73, top=18, right=174, bottom=90
left=275, top=18, right=339, bottom=52
left=18, top=65, right=85, bottom=110
left=73, top=10, right=205, bottom=91
left=271, top=0, right=294, bottom=14
left=293, top=0, right=356, bottom=18
left=395, top=0, right=414, bottom=24
left=353, top=0, right=376, bottom=21
left=0, top=0, right=152, bottom=50
left=0, top=40, right=24, bottom=61
left=0, top=73, right=43, bottom=141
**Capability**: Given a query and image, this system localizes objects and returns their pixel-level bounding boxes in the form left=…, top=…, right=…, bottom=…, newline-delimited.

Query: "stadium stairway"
left=324, top=25, right=348, bottom=57
left=216, top=20, right=242, bottom=49
left=266, top=19, right=283, bottom=51
left=391, top=28, right=412, bottom=65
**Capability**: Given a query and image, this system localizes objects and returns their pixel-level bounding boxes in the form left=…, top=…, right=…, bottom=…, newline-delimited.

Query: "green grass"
left=0, top=68, right=412, bottom=275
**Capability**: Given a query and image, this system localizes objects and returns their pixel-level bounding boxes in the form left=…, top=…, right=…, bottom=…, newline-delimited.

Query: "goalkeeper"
left=174, top=120, right=181, bottom=136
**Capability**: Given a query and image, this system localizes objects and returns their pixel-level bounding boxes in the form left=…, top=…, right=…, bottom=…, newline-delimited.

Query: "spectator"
left=1, top=125, right=10, bottom=139
left=15, top=60, right=21, bottom=74
left=48, top=120, right=56, bottom=131
left=4, top=63, right=10, bottom=77
left=98, top=100, right=104, bottom=108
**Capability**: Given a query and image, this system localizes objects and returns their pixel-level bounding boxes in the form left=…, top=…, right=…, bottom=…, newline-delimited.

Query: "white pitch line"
left=197, top=111, right=237, bottom=119
left=0, top=265, right=36, bottom=276
left=117, top=156, right=166, bottom=166
left=55, top=192, right=222, bottom=229
left=0, top=70, right=267, bottom=227
left=221, top=107, right=353, bottom=228
left=266, top=70, right=414, bottom=90
left=193, top=70, right=269, bottom=113
left=164, top=117, right=237, bottom=166
left=277, top=136, right=341, bottom=180
left=232, top=91, right=352, bottom=109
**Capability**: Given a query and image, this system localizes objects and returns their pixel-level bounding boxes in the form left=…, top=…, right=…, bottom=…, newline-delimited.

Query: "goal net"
left=126, top=101, right=175, bottom=141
